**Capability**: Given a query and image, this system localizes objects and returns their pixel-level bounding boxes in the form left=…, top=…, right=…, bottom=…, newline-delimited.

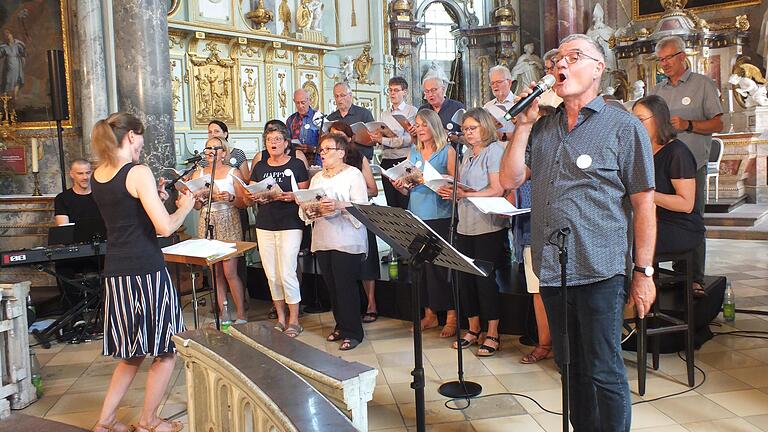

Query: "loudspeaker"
left=47, top=50, right=69, bottom=121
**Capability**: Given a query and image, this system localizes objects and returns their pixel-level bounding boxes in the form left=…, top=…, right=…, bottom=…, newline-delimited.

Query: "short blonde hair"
left=414, top=109, right=448, bottom=152
left=462, top=108, right=497, bottom=147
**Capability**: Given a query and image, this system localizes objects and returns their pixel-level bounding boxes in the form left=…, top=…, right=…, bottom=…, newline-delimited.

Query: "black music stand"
left=348, top=204, right=488, bottom=432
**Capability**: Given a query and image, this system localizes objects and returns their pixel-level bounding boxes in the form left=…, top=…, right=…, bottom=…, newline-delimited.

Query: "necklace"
left=323, top=165, right=343, bottom=178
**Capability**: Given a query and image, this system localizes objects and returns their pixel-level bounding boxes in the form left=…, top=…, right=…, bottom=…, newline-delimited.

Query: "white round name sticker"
left=229, top=157, right=237, bottom=165
left=576, top=154, right=593, bottom=169
left=682, top=96, right=691, bottom=106
left=415, top=160, right=423, bottom=168
left=304, top=124, right=310, bottom=130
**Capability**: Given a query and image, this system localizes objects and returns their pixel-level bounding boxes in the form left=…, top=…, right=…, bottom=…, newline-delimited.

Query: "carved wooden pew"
left=229, top=322, right=378, bottom=432
left=173, top=328, right=358, bottom=432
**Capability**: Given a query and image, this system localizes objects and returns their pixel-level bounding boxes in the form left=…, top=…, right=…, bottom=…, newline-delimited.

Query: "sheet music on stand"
left=347, top=205, right=487, bottom=278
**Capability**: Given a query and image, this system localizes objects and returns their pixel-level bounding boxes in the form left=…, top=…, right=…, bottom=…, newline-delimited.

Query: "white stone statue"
left=630, top=80, right=645, bottom=100
left=307, top=0, right=324, bottom=31
left=422, top=61, right=452, bottom=85
left=510, top=43, right=544, bottom=94
left=340, top=56, right=354, bottom=82
left=586, top=3, right=617, bottom=72
left=728, top=74, right=768, bottom=108
left=604, top=85, right=616, bottom=96
left=758, top=8, right=768, bottom=72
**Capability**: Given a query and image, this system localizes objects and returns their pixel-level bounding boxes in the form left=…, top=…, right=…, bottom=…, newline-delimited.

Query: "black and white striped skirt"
left=102, top=267, right=185, bottom=359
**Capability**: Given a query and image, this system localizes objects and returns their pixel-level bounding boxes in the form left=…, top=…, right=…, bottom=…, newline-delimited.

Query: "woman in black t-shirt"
left=241, top=122, right=309, bottom=336
left=633, top=95, right=706, bottom=297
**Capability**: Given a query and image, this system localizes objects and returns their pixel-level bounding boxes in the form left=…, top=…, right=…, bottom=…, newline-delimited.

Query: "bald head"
left=293, top=88, right=311, bottom=115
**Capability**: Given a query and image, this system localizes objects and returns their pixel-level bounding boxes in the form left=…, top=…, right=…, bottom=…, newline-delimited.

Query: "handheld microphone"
left=503, top=74, right=556, bottom=120
left=205, top=146, right=225, bottom=151
left=183, top=151, right=202, bottom=165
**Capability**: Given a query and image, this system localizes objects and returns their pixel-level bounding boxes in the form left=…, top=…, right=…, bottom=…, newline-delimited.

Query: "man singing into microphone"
left=500, top=34, right=656, bottom=431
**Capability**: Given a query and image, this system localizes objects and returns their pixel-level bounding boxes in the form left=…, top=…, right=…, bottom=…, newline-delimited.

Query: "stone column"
left=111, top=0, right=175, bottom=174
left=543, top=0, right=578, bottom=50
left=76, top=0, right=109, bottom=146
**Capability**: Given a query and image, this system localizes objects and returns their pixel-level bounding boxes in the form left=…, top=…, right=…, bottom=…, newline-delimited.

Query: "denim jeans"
left=541, top=275, right=631, bottom=432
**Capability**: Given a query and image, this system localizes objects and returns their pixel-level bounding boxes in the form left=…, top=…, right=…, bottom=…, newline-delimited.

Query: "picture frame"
left=0, top=0, right=75, bottom=129
left=632, top=0, right=761, bottom=21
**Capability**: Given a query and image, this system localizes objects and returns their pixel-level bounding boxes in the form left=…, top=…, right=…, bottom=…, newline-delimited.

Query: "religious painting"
left=633, top=0, right=761, bottom=21
left=0, top=0, right=73, bottom=129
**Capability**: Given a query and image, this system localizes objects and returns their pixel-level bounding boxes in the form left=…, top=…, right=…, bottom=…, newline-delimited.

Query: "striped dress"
left=92, top=163, right=184, bottom=358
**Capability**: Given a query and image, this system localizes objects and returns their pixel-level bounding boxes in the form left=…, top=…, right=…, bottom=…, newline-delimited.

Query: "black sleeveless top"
left=92, top=163, right=165, bottom=276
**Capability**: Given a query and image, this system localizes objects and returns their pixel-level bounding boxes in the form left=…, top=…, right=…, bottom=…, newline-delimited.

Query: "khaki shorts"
left=524, top=246, right=540, bottom=294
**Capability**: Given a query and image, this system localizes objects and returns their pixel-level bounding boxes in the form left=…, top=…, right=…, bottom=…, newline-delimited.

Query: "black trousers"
left=316, top=250, right=364, bottom=342
left=420, top=218, right=453, bottom=312
left=457, top=229, right=508, bottom=321
left=380, top=157, right=410, bottom=210
left=656, top=221, right=705, bottom=256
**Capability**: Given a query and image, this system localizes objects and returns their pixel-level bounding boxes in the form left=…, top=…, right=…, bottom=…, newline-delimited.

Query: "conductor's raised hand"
left=513, top=81, right=541, bottom=126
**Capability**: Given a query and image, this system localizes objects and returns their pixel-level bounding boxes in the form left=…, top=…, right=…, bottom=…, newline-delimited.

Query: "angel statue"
left=340, top=56, right=355, bottom=82
left=354, top=46, right=374, bottom=84
left=297, top=0, right=324, bottom=31
left=422, top=61, right=452, bottom=85
left=729, top=74, right=768, bottom=108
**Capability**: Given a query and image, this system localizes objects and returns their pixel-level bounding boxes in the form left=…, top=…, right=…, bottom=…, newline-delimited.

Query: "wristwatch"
left=633, top=265, right=654, bottom=277
left=685, top=120, right=693, bottom=132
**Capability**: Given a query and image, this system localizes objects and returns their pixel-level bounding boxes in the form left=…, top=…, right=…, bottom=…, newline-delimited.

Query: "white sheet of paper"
left=467, top=197, right=531, bottom=217
left=162, top=238, right=237, bottom=259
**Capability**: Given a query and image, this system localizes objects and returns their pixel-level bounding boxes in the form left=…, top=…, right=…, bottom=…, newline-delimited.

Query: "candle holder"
left=32, top=172, right=41, bottom=196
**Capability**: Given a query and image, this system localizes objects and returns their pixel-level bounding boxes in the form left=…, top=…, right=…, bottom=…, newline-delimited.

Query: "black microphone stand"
left=166, top=162, right=200, bottom=191
left=550, top=227, right=571, bottom=431
left=204, top=148, right=222, bottom=330
left=438, top=131, right=482, bottom=399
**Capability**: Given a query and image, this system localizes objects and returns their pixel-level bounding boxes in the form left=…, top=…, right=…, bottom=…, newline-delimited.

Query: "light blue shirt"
left=408, top=145, right=452, bottom=220
left=457, top=141, right=507, bottom=236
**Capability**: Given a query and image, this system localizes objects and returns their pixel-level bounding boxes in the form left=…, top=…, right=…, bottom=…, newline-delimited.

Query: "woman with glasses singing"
left=633, top=95, right=706, bottom=298
left=244, top=122, right=310, bottom=336
left=438, top=108, right=507, bottom=356
left=191, top=136, right=248, bottom=323
left=302, top=134, right=369, bottom=351
left=392, top=109, right=458, bottom=337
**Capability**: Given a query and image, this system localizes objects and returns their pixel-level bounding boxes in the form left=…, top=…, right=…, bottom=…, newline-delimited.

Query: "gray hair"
left=333, top=82, right=351, bottom=94
left=422, top=76, right=446, bottom=89
left=654, top=36, right=685, bottom=56
left=488, top=65, right=512, bottom=80
left=543, top=48, right=558, bottom=63
left=559, top=33, right=605, bottom=62
left=294, top=88, right=309, bottom=99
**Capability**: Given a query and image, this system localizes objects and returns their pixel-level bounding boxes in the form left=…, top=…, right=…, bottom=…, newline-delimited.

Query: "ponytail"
left=91, top=112, right=145, bottom=166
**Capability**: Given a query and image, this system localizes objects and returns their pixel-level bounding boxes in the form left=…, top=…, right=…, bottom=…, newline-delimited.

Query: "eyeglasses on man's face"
left=266, top=137, right=285, bottom=144
left=553, top=50, right=600, bottom=65
left=423, top=87, right=443, bottom=95
left=657, top=51, right=683, bottom=63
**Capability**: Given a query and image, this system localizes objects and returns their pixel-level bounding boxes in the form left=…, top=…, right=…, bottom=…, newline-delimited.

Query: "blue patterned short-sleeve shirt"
left=526, top=96, right=655, bottom=287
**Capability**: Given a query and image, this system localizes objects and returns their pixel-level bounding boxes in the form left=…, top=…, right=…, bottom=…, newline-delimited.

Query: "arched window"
left=419, top=3, right=457, bottom=61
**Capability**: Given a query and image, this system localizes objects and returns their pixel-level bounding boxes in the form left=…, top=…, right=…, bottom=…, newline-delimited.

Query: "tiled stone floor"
left=18, top=239, right=768, bottom=431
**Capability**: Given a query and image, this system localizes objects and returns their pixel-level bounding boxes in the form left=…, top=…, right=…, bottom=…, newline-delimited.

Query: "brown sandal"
left=93, top=420, right=134, bottom=432
left=520, top=345, right=553, bottom=364
left=133, top=418, right=183, bottom=432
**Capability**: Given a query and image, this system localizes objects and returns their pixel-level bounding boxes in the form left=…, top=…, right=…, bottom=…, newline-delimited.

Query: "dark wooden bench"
left=229, top=321, right=377, bottom=431
left=173, top=328, right=357, bottom=432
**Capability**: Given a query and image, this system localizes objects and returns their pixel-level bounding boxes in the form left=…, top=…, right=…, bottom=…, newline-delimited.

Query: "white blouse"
left=304, top=165, right=369, bottom=255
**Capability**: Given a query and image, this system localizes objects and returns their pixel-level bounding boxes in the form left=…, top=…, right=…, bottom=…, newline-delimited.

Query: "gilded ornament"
left=246, top=0, right=274, bottom=32
left=189, top=42, right=235, bottom=124
left=493, top=5, right=516, bottom=26
left=278, top=72, right=288, bottom=117
left=279, top=0, right=292, bottom=36
left=390, top=0, right=412, bottom=20
left=354, top=45, right=374, bottom=84
left=242, top=68, right=258, bottom=121
left=736, top=15, right=749, bottom=31
left=302, top=75, right=320, bottom=109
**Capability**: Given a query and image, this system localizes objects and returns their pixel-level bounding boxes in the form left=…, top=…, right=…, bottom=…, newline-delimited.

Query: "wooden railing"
left=173, top=328, right=358, bottom=432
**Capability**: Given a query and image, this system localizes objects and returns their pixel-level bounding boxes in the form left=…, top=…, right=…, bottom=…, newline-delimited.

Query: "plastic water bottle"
left=723, top=282, right=735, bottom=322
left=388, top=258, right=398, bottom=280
left=30, top=350, right=42, bottom=398
left=221, top=300, right=233, bottom=332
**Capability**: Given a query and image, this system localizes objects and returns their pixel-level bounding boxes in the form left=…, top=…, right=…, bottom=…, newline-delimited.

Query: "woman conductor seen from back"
left=90, top=113, right=194, bottom=432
